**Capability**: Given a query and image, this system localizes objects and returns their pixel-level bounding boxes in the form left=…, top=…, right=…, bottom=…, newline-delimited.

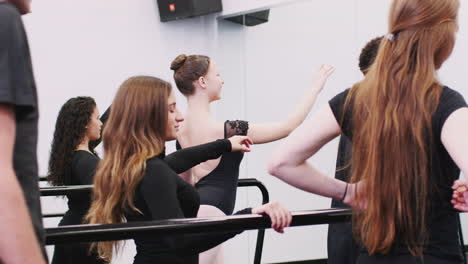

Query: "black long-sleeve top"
left=62, top=138, right=249, bottom=263
left=126, top=139, right=251, bottom=264
left=65, top=139, right=243, bottom=224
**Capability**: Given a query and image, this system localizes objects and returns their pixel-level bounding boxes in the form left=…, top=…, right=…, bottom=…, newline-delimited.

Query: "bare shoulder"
left=176, top=118, right=224, bottom=147
left=212, top=120, right=225, bottom=138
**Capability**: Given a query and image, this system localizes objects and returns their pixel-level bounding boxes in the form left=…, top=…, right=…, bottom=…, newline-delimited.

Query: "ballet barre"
left=41, top=178, right=270, bottom=264
left=45, top=208, right=352, bottom=245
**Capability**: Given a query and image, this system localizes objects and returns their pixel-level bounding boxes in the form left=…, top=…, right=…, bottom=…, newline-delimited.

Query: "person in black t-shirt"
left=47, top=96, right=104, bottom=264
left=85, top=76, right=291, bottom=264
left=328, top=36, right=382, bottom=264
left=269, top=0, right=467, bottom=263
left=0, top=1, right=46, bottom=263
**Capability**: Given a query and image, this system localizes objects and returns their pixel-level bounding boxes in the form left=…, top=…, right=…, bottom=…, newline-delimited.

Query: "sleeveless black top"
left=177, top=120, right=249, bottom=215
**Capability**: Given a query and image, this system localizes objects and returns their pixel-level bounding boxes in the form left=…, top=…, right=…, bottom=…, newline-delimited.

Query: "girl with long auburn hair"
left=269, top=0, right=468, bottom=263
left=171, top=54, right=334, bottom=263
left=86, top=76, right=291, bottom=264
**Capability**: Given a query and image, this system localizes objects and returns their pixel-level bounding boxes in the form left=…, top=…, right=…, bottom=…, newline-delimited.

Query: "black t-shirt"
left=328, top=135, right=359, bottom=264
left=63, top=151, right=100, bottom=217
left=126, top=139, right=251, bottom=264
left=328, top=86, right=467, bottom=262
left=0, top=1, right=45, bottom=251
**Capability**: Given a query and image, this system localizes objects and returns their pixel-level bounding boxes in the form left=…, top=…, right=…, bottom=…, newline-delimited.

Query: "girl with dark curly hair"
left=48, top=96, right=104, bottom=264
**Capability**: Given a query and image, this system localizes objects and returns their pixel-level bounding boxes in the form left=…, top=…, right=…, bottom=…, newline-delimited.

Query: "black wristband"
left=340, top=183, right=349, bottom=202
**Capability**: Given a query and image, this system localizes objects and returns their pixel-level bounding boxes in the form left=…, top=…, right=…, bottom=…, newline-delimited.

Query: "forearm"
left=269, top=161, right=346, bottom=200
left=165, top=139, right=231, bottom=174
left=249, top=79, right=327, bottom=144
left=0, top=169, right=45, bottom=264
left=284, top=87, right=321, bottom=131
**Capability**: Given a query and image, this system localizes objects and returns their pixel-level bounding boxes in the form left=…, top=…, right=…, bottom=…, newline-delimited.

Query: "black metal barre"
left=40, top=185, right=93, bottom=196
left=40, top=178, right=269, bottom=201
left=45, top=208, right=352, bottom=245
left=41, top=178, right=269, bottom=264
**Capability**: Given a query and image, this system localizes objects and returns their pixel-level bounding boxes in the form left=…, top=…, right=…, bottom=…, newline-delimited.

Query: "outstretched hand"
left=228, top=136, right=253, bottom=152
left=311, top=64, right=335, bottom=93
left=451, top=178, right=468, bottom=212
left=252, top=201, right=292, bottom=233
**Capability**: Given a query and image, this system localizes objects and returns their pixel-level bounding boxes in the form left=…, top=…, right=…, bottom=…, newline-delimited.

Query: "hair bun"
left=170, top=54, right=188, bottom=71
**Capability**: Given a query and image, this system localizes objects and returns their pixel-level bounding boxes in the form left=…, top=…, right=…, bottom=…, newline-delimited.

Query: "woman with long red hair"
left=269, top=0, right=467, bottom=263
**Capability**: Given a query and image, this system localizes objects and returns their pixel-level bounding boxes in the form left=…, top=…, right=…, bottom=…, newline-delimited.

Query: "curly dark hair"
left=359, top=36, right=383, bottom=74
left=48, top=96, right=96, bottom=186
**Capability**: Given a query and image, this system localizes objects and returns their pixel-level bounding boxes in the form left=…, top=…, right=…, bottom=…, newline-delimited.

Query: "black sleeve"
left=165, top=139, right=231, bottom=174
left=140, top=161, right=187, bottom=220
left=433, top=87, right=467, bottom=136
left=73, top=153, right=99, bottom=185
left=141, top=161, right=250, bottom=255
left=0, top=6, right=37, bottom=111
left=329, top=89, right=352, bottom=137
left=89, top=106, right=110, bottom=149
left=224, top=120, right=249, bottom=138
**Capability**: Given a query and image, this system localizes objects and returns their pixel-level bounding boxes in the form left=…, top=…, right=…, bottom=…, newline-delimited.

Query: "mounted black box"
left=157, top=0, right=223, bottom=22
left=224, top=10, right=270, bottom=26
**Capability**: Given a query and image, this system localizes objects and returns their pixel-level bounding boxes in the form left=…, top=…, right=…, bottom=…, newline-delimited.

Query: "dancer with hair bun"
left=171, top=54, right=333, bottom=263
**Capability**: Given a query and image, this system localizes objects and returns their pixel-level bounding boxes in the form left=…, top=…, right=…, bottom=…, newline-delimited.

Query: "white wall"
left=23, top=0, right=467, bottom=263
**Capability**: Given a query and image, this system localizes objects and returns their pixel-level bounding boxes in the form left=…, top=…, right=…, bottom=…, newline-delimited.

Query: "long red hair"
left=347, top=0, right=459, bottom=256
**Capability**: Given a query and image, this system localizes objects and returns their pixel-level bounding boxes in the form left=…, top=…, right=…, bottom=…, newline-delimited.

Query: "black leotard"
left=177, top=120, right=249, bottom=215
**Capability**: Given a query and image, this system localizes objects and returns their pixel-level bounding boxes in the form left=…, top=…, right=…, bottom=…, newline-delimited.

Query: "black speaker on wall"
left=157, top=0, right=223, bottom=22
left=224, top=10, right=270, bottom=26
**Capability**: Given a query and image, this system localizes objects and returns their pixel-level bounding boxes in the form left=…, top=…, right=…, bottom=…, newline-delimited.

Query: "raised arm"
left=248, top=65, right=334, bottom=144
left=268, top=104, right=354, bottom=203
left=0, top=105, right=45, bottom=264
left=169, top=136, right=252, bottom=184
left=165, top=139, right=232, bottom=174
left=441, top=107, right=468, bottom=211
